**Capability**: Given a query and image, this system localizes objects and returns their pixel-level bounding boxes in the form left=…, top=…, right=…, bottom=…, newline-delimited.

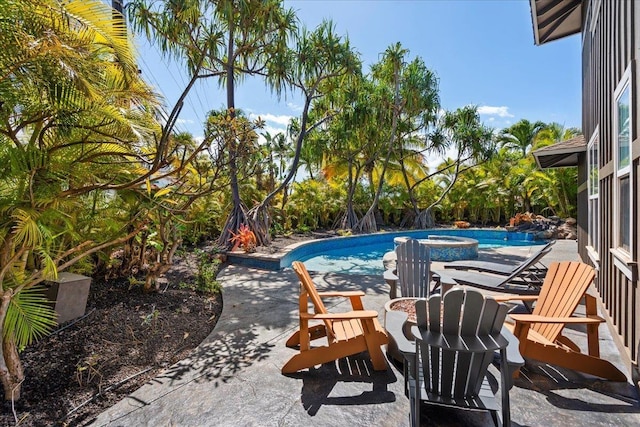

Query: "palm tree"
left=128, top=0, right=297, bottom=249
left=498, top=119, right=547, bottom=157
left=414, top=106, right=495, bottom=228
left=354, top=44, right=440, bottom=233
left=247, top=21, right=361, bottom=240
left=0, top=0, right=159, bottom=400
left=531, top=123, right=581, bottom=217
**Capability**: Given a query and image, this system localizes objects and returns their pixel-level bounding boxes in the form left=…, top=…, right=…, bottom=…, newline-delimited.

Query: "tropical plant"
left=354, top=43, right=440, bottom=233
left=531, top=123, right=580, bottom=217
left=498, top=119, right=547, bottom=157
left=246, top=20, right=361, bottom=242
left=413, top=106, right=495, bottom=227
left=229, top=224, right=257, bottom=252
left=0, top=0, right=160, bottom=400
left=128, top=0, right=296, bottom=250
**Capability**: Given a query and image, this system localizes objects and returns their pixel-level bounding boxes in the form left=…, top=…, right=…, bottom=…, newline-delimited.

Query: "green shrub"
left=194, top=249, right=222, bottom=294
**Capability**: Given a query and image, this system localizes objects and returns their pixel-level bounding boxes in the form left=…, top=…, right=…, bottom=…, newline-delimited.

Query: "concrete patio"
left=91, top=240, right=640, bottom=426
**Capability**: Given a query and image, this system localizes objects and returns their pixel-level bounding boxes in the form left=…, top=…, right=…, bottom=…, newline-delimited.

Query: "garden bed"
left=0, top=253, right=222, bottom=427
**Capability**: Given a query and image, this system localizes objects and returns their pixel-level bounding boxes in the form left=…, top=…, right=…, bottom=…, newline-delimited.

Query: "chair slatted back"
left=396, top=238, right=431, bottom=298
left=416, top=288, right=508, bottom=398
left=528, top=244, right=553, bottom=268
left=291, top=261, right=335, bottom=339
left=532, top=261, right=596, bottom=342
left=507, top=244, right=553, bottom=279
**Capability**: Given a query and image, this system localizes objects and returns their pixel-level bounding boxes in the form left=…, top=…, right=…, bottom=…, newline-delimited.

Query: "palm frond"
left=4, top=286, right=58, bottom=349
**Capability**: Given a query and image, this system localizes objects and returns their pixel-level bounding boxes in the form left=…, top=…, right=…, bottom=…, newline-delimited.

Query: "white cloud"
left=249, top=113, right=293, bottom=126
left=176, top=118, right=195, bottom=124
left=257, top=125, right=288, bottom=144
left=477, top=106, right=514, bottom=118
left=287, top=102, right=303, bottom=112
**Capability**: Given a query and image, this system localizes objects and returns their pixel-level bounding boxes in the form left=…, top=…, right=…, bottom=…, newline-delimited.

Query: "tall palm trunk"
left=341, top=160, right=360, bottom=230
left=354, top=56, right=401, bottom=234
left=217, top=26, right=250, bottom=249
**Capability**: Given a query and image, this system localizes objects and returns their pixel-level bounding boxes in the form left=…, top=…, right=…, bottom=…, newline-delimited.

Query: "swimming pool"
left=284, top=229, right=544, bottom=275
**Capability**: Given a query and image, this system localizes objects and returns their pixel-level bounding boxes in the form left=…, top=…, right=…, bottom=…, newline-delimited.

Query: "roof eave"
left=530, top=0, right=583, bottom=45
left=532, top=135, right=586, bottom=169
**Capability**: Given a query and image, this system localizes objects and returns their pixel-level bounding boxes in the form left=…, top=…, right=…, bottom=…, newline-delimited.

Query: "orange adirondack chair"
left=282, top=261, right=389, bottom=374
left=496, top=261, right=627, bottom=381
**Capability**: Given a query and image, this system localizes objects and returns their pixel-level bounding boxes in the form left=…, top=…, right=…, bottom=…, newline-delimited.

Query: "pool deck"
left=91, top=240, right=640, bottom=426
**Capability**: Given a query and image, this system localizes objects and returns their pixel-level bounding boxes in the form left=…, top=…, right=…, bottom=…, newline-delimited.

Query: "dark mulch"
left=0, top=233, right=324, bottom=427
left=0, top=255, right=222, bottom=427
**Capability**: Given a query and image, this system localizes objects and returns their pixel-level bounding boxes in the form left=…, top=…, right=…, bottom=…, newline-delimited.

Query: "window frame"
left=611, top=65, right=635, bottom=280
left=587, top=128, right=599, bottom=263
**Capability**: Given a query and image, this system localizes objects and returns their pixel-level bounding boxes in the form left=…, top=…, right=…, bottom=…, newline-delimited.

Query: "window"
left=587, top=130, right=599, bottom=254
left=614, top=72, right=632, bottom=254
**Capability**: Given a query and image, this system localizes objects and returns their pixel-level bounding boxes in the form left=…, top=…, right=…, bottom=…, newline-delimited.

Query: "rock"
left=517, top=222, right=535, bottom=231
left=536, top=230, right=554, bottom=239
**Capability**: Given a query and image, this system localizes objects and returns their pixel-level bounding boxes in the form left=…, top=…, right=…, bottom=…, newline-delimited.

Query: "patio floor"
left=91, top=240, right=640, bottom=426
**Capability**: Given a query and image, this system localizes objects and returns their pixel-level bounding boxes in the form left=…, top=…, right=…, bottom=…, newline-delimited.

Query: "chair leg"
left=522, top=341, right=627, bottom=381
left=408, top=376, right=419, bottom=427
left=363, top=329, right=388, bottom=371
left=489, top=409, right=500, bottom=427
left=499, top=348, right=511, bottom=427
left=409, top=346, right=421, bottom=427
left=285, top=325, right=327, bottom=348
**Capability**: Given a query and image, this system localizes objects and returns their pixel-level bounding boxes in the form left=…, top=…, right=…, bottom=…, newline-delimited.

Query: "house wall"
left=581, top=0, right=640, bottom=381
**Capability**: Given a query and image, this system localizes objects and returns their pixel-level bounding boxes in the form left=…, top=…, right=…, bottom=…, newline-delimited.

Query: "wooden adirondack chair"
left=496, top=261, right=627, bottom=381
left=396, top=238, right=432, bottom=298
left=410, top=288, right=512, bottom=426
left=282, top=261, right=389, bottom=374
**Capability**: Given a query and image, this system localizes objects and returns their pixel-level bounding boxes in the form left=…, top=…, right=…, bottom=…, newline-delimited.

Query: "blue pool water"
left=287, top=229, right=544, bottom=275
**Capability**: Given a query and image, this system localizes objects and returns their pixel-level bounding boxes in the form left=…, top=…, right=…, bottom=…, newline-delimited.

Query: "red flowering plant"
left=229, top=224, right=257, bottom=253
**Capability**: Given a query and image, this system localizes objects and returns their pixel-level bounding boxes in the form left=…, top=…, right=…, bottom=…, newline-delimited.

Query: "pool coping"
left=226, top=228, right=542, bottom=271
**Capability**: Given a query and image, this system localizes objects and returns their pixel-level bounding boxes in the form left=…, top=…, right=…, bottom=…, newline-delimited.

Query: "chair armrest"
left=509, top=314, right=605, bottom=324
left=317, top=291, right=365, bottom=297
left=301, top=310, right=379, bottom=320
left=493, top=295, right=539, bottom=303
left=500, top=326, right=525, bottom=367
left=384, top=311, right=415, bottom=355
left=383, top=269, right=398, bottom=281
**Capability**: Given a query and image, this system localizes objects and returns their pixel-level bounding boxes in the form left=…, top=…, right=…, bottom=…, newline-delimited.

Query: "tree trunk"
left=217, top=202, right=250, bottom=249
left=247, top=97, right=313, bottom=246
left=354, top=57, right=401, bottom=234
left=0, top=290, right=23, bottom=401
left=340, top=161, right=360, bottom=230
left=217, top=28, right=246, bottom=250
left=415, top=158, right=463, bottom=229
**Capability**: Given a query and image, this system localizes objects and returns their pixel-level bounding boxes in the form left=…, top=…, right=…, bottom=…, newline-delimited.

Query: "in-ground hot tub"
left=393, top=235, right=479, bottom=261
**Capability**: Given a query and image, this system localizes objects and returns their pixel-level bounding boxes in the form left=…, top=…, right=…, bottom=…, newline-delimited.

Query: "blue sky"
left=134, top=0, right=582, bottom=144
